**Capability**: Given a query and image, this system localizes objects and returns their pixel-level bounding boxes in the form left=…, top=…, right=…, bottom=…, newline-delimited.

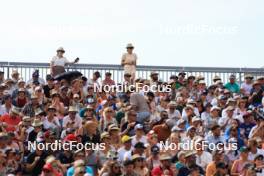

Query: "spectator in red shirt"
left=151, top=153, right=173, bottom=176
left=0, top=107, right=21, bottom=132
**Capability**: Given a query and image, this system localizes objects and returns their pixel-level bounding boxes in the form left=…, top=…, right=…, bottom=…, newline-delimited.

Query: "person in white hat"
left=166, top=101, right=181, bottom=123
left=121, top=43, right=138, bottom=82
left=11, top=69, right=20, bottom=84
left=50, top=47, right=79, bottom=77
left=241, top=74, right=254, bottom=96
left=62, top=106, right=82, bottom=130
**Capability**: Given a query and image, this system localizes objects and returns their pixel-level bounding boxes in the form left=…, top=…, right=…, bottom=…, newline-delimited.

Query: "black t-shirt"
left=121, top=121, right=140, bottom=136
left=57, top=151, right=73, bottom=165
left=178, top=165, right=204, bottom=176
left=43, top=85, right=53, bottom=98
left=26, top=151, right=48, bottom=176
left=28, top=130, right=38, bottom=143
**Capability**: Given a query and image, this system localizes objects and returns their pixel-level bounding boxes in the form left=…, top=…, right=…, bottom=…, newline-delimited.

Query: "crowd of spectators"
left=0, top=63, right=264, bottom=176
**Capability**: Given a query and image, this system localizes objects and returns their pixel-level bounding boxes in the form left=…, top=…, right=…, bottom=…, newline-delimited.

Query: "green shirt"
left=224, top=82, right=240, bottom=93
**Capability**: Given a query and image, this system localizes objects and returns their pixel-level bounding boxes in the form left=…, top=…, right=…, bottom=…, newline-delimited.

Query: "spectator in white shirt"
left=241, top=74, right=253, bottom=96
left=131, top=124, right=148, bottom=147
left=43, top=106, right=61, bottom=137
left=219, top=106, right=235, bottom=130
left=166, top=101, right=181, bottom=124
left=248, top=139, right=264, bottom=161
left=195, top=138, right=213, bottom=170
left=87, top=71, right=101, bottom=87
left=62, top=106, right=82, bottom=130
left=118, top=135, right=133, bottom=162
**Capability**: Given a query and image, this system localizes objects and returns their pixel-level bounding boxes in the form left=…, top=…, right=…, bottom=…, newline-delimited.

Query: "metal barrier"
left=1, top=61, right=264, bottom=85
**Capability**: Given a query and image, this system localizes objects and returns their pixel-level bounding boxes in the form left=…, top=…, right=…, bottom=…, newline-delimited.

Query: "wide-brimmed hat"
left=85, top=105, right=94, bottom=110
left=192, top=116, right=202, bottom=123
left=68, top=106, right=78, bottom=112
left=168, top=101, right=177, bottom=107
left=126, top=43, right=134, bottom=48
left=48, top=106, right=56, bottom=111
left=31, top=94, right=38, bottom=99
left=253, top=81, right=261, bottom=86
left=32, top=119, right=43, bottom=127
left=56, top=47, right=65, bottom=52
left=213, top=75, right=221, bottom=81
left=150, top=71, right=159, bottom=76
left=132, top=154, right=144, bottom=161
left=100, top=132, right=110, bottom=140
left=108, top=124, right=120, bottom=131
left=18, top=79, right=25, bottom=84
left=11, top=69, right=19, bottom=76
left=211, top=106, right=221, bottom=112
left=159, top=153, right=171, bottom=161
left=184, top=150, right=196, bottom=158
left=244, top=74, right=253, bottom=79
left=35, top=108, right=44, bottom=116
left=11, top=107, right=20, bottom=115
left=226, top=106, right=235, bottom=111
left=22, top=116, right=31, bottom=122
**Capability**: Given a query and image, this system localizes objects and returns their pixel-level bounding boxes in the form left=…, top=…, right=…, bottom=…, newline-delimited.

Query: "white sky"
left=0, top=0, right=263, bottom=68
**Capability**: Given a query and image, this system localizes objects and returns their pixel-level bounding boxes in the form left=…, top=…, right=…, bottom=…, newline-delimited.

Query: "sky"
left=0, top=0, right=263, bottom=68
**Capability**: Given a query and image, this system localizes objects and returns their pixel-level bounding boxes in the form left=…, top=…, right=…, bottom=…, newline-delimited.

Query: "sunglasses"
left=136, top=158, right=144, bottom=162
left=87, top=109, right=93, bottom=112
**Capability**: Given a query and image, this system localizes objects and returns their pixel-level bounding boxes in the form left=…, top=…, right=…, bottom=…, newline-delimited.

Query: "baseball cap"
left=121, top=135, right=132, bottom=143
left=151, top=145, right=160, bottom=154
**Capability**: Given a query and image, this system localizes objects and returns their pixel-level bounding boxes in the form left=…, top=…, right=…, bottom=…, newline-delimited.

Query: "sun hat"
left=226, top=106, right=235, bottom=111
left=159, top=153, right=171, bottom=161
left=177, top=151, right=186, bottom=158
left=132, top=154, right=144, bottom=161
left=244, top=74, right=253, bottom=79
left=126, top=43, right=134, bottom=48
left=211, top=106, right=221, bottom=112
left=192, top=116, right=202, bottom=123
left=11, top=69, right=19, bottom=76
left=108, top=124, right=120, bottom=131
left=32, top=119, right=43, bottom=127
left=11, top=106, right=20, bottom=115
left=150, top=71, right=159, bottom=76
left=68, top=106, right=78, bottom=112
left=100, top=132, right=110, bottom=140
left=56, top=47, right=65, bottom=52
left=213, top=75, right=221, bottom=81
left=22, top=116, right=31, bottom=122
